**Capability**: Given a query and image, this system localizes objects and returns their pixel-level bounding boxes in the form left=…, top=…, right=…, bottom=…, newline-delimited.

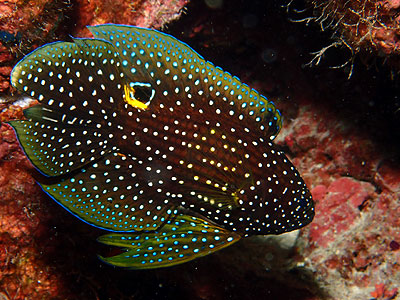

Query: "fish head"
left=182, top=130, right=315, bottom=237
left=229, top=141, right=314, bottom=236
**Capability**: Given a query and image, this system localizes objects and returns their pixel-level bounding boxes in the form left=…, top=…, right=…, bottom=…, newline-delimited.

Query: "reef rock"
left=298, top=0, right=400, bottom=72
left=0, top=0, right=188, bottom=93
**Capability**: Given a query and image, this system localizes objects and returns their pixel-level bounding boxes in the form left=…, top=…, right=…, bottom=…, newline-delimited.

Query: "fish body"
left=8, top=24, right=314, bottom=268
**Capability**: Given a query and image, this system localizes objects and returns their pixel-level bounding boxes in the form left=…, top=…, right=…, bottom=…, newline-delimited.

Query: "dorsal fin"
left=88, top=24, right=282, bottom=140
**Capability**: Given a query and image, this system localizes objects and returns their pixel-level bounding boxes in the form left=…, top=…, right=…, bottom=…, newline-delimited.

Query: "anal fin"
left=98, top=214, right=241, bottom=269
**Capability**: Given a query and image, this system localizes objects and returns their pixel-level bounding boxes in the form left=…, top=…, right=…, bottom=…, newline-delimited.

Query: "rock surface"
left=0, top=0, right=188, bottom=93
left=293, top=0, right=400, bottom=73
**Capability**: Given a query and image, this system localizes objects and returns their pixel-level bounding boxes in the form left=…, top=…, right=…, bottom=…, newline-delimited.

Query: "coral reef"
left=310, top=0, right=400, bottom=54
left=175, top=1, right=400, bottom=298
left=0, top=1, right=190, bottom=299
left=290, top=0, right=400, bottom=74
left=0, top=103, right=63, bottom=299
left=72, top=0, right=189, bottom=37
left=0, top=0, right=69, bottom=93
left=276, top=101, right=400, bottom=299
left=1, top=0, right=400, bottom=299
left=0, top=0, right=188, bottom=93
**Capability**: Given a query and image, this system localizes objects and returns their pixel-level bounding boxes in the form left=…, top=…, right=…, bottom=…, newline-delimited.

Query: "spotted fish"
left=7, top=24, right=314, bottom=269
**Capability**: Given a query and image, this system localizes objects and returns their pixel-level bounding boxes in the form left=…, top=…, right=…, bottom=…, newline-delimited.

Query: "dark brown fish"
left=7, top=24, right=314, bottom=269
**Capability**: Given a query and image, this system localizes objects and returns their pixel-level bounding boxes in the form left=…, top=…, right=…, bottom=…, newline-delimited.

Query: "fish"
left=7, top=24, right=314, bottom=269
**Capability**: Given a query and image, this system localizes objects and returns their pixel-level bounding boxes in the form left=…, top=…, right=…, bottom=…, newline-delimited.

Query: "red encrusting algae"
left=370, top=283, right=398, bottom=300
left=0, top=0, right=189, bottom=92
left=1, top=1, right=400, bottom=299
left=0, top=106, right=63, bottom=299
left=275, top=96, right=400, bottom=299
left=0, top=1, right=190, bottom=298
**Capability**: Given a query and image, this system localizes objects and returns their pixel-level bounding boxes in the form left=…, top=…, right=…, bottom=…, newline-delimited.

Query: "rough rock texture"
left=175, top=1, right=400, bottom=299
left=0, top=1, right=190, bottom=299
left=72, top=0, right=189, bottom=37
left=0, top=0, right=188, bottom=93
left=0, top=117, right=59, bottom=298
left=291, top=0, right=400, bottom=73
left=0, top=0, right=69, bottom=93
left=275, top=101, right=400, bottom=299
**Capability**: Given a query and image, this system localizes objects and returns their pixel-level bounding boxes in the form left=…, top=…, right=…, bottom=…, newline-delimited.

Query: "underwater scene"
left=0, top=0, right=399, bottom=299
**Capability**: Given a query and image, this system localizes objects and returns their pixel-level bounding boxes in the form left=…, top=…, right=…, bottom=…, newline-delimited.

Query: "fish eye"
left=124, top=82, right=156, bottom=110
left=132, top=85, right=153, bottom=103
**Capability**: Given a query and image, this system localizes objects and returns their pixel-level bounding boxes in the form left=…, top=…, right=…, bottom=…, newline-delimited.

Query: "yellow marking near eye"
left=231, top=191, right=239, bottom=207
left=124, top=85, right=148, bottom=110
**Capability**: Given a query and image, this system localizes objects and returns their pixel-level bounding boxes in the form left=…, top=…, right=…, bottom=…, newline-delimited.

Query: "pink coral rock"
left=72, top=0, right=189, bottom=37
left=0, top=0, right=189, bottom=92
left=275, top=98, right=400, bottom=299
left=1, top=1, right=399, bottom=299
left=0, top=1, right=190, bottom=299
left=0, top=111, right=64, bottom=299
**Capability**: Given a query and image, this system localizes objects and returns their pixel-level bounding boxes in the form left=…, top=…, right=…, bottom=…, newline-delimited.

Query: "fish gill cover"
left=7, top=24, right=314, bottom=269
